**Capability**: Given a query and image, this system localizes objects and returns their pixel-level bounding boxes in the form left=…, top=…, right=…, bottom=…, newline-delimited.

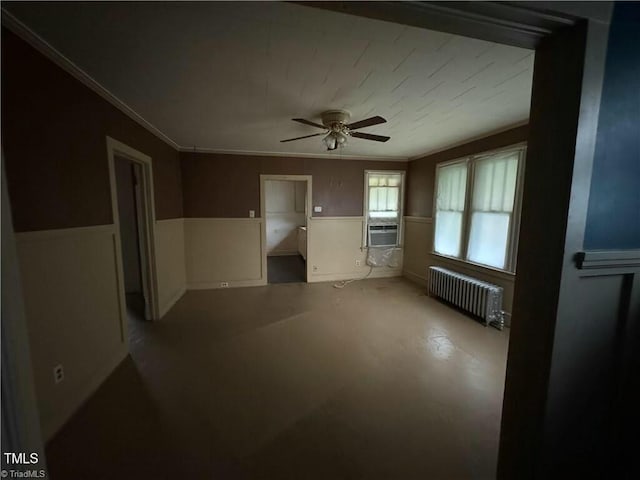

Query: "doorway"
left=260, top=175, right=312, bottom=284
left=107, top=137, right=160, bottom=345
left=114, top=156, right=147, bottom=323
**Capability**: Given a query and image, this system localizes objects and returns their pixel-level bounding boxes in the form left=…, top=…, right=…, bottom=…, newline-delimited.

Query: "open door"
left=260, top=174, right=313, bottom=285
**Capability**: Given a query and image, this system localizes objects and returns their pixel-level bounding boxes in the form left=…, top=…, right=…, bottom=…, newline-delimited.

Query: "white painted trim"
left=363, top=170, right=406, bottom=248
left=158, top=286, right=186, bottom=318
left=261, top=175, right=313, bottom=283
left=260, top=174, right=313, bottom=182
left=106, top=136, right=161, bottom=324
left=575, top=250, right=640, bottom=276
left=404, top=216, right=433, bottom=224
left=1, top=9, right=180, bottom=151
left=184, top=217, right=262, bottom=224
left=309, top=216, right=364, bottom=222
left=187, top=279, right=267, bottom=290
left=180, top=146, right=408, bottom=162
left=14, top=224, right=114, bottom=241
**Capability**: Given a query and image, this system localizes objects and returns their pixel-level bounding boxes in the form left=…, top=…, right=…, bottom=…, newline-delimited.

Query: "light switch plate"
left=313, top=206, right=322, bottom=213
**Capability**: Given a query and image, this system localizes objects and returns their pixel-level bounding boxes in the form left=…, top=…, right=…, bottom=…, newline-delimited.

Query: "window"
left=433, top=146, right=525, bottom=272
left=434, top=162, right=467, bottom=257
left=364, top=171, right=405, bottom=246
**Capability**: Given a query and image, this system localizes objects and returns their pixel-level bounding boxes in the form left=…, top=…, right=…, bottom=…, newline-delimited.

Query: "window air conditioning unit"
left=368, top=224, right=399, bottom=247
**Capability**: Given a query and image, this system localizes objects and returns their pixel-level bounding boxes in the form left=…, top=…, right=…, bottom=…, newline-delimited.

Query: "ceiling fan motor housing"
left=321, top=109, right=351, bottom=131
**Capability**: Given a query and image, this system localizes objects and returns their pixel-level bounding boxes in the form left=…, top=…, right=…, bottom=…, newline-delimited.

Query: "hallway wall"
left=1, top=28, right=184, bottom=441
left=180, top=152, right=407, bottom=287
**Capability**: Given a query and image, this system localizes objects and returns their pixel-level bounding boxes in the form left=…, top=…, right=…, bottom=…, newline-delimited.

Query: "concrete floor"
left=46, top=278, right=509, bottom=479
left=267, top=255, right=306, bottom=284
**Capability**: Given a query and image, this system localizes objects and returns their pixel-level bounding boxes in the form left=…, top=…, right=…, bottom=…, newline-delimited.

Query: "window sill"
left=431, top=253, right=516, bottom=282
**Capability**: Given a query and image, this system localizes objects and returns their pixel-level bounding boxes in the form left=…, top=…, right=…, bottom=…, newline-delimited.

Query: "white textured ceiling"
left=5, top=2, right=534, bottom=160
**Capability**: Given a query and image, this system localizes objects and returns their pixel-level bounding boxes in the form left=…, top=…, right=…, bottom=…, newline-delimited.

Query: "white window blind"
left=434, top=162, right=468, bottom=257
left=367, top=173, right=402, bottom=221
left=432, top=145, right=524, bottom=273
left=466, top=153, right=519, bottom=269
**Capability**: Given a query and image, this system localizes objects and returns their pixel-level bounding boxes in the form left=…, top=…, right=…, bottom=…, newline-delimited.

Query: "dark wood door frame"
left=305, top=2, right=618, bottom=478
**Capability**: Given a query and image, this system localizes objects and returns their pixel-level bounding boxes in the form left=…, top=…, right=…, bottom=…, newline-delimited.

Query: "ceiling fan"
left=280, top=110, right=390, bottom=151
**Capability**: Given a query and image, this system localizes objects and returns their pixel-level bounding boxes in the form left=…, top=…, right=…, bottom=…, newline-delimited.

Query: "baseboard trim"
left=187, top=278, right=267, bottom=290
left=309, top=268, right=401, bottom=283
left=159, top=286, right=186, bottom=318
left=403, top=269, right=428, bottom=286
left=42, top=345, right=128, bottom=441
left=309, top=216, right=364, bottom=222
left=184, top=217, right=262, bottom=224
left=403, top=216, right=433, bottom=224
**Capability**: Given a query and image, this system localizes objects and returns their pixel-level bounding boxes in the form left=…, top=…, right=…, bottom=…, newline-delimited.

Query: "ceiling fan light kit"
left=281, top=109, right=391, bottom=151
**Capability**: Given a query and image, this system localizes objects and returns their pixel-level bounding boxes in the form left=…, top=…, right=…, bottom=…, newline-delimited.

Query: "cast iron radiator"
left=428, top=266, right=504, bottom=329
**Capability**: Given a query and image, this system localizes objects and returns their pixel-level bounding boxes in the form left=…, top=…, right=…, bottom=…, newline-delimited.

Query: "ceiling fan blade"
left=350, top=131, right=391, bottom=143
left=280, top=132, right=326, bottom=143
left=347, top=116, right=387, bottom=130
left=292, top=118, right=326, bottom=129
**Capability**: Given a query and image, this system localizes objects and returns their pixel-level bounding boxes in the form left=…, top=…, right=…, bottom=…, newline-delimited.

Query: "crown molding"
left=408, top=120, right=529, bottom=161
left=1, top=8, right=181, bottom=151
left=177, top=146, right=409, bottom=162
left=575, top=250, right=640, bottom=275
left=2, top=7, right=522, bottom=164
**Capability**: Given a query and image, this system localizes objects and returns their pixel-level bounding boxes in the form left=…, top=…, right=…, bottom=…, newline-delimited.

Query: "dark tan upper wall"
left=406, top=125, right=529, bottom=217
left=1, top=28, right=183, bottom=232
left=180, top=152, right=407, bottom=218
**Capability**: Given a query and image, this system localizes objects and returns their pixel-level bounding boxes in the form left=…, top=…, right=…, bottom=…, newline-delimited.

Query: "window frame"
left=432, top=143, right=526, bottom=274
left=363, top=170, right=406, bottom=248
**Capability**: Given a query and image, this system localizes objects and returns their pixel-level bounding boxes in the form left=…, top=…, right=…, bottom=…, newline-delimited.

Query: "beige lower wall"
left=184, top=218, right=265, bottom=289
left=307, top=217, right=403, bottom=282
left=402, top=216, right=516, bottom=319
left=155, top=218, right=186, bottom=316
left=16, top=225, right=128, bottom=441
left=182, top=216, right=403, bottom=287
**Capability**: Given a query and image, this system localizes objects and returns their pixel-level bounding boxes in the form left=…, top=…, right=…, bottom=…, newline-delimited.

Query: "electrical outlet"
left=249, top=210, right=255, bottom=218
left=53, top=364, right=64, bottom=384
left=355, top=260, right=361, bottom=267
left=220, top=282, right=229, bottom=288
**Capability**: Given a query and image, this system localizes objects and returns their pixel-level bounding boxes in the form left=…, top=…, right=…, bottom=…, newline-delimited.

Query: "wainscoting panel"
left=155, top=218, right=186, bottom=317
left=184, top=218, right=264, bottom=289
left=15, top=225, right=127, bottom=441
left=402, top=216, right=433, bottom=286
left=307, top=217, right=403, bottom=283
